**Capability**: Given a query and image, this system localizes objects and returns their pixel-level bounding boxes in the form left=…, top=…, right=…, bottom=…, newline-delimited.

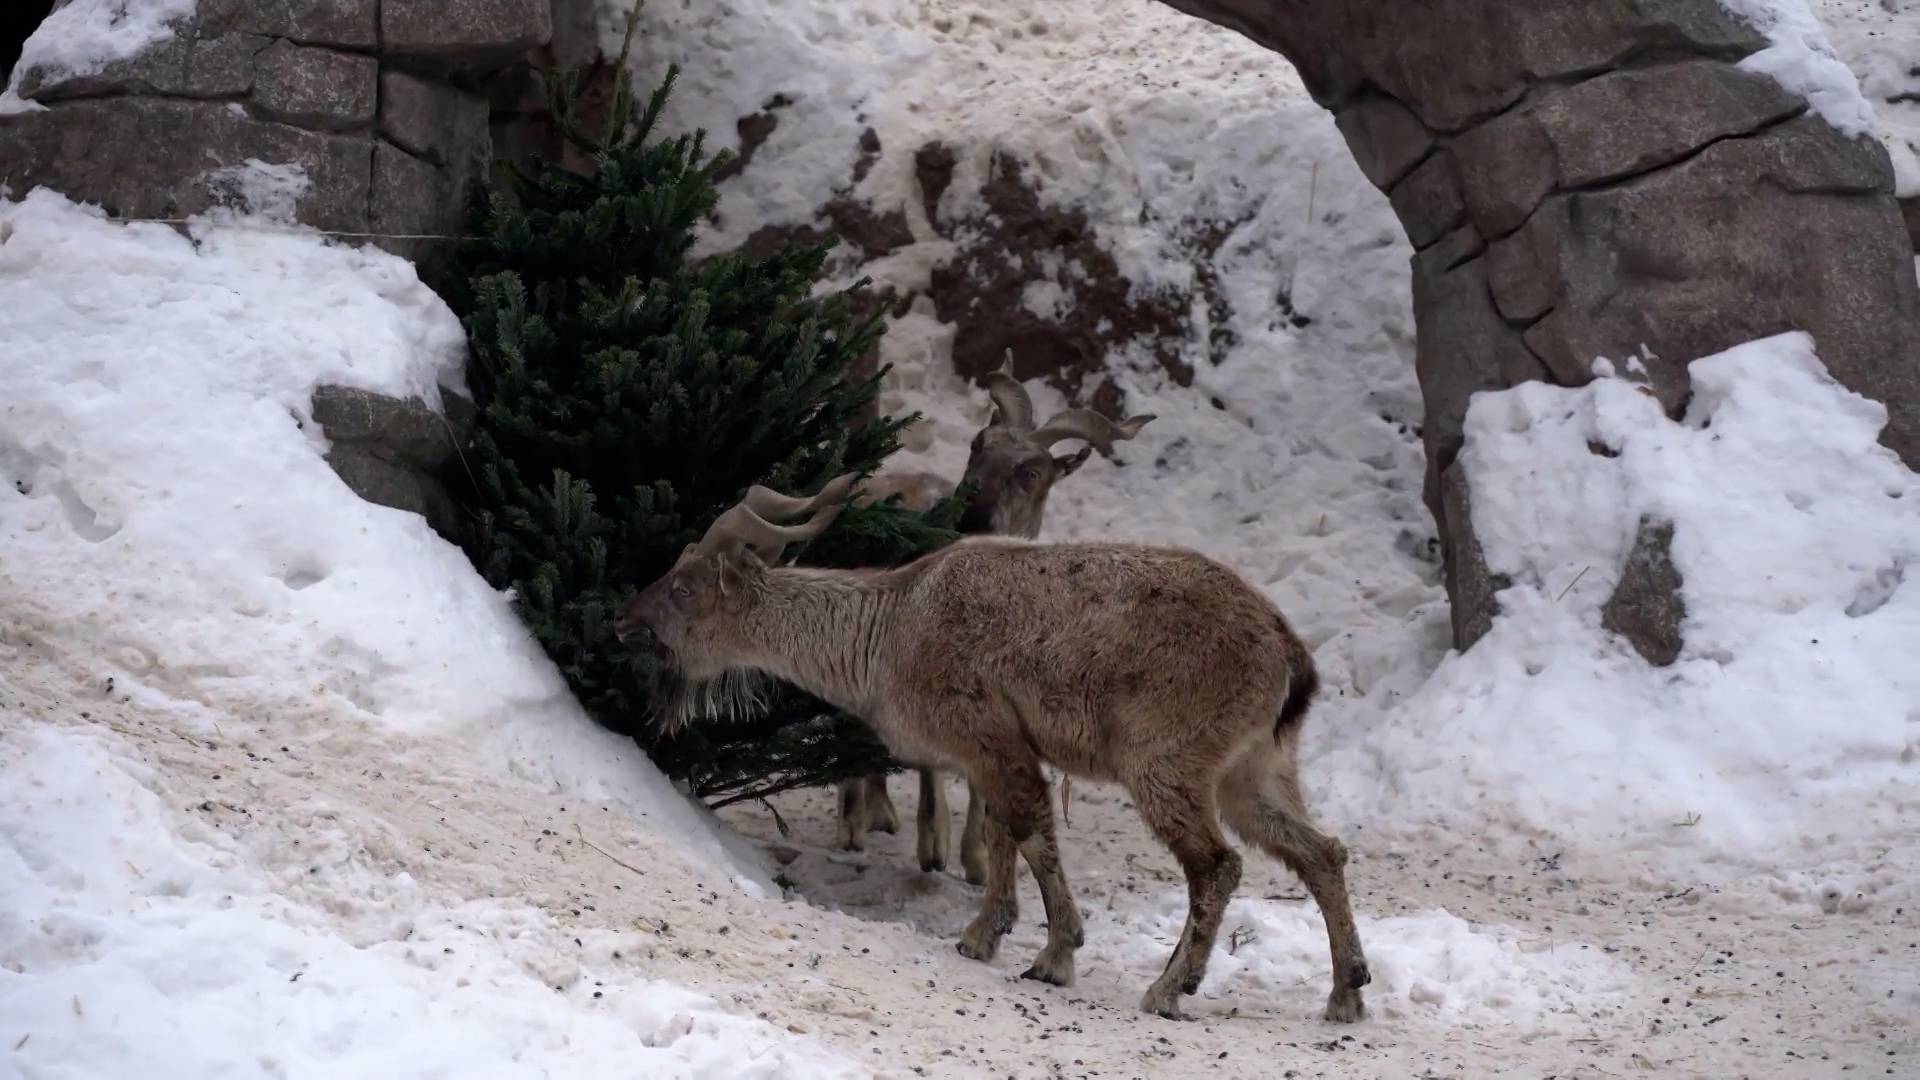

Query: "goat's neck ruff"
left=734, top=566, right=899, bottom=714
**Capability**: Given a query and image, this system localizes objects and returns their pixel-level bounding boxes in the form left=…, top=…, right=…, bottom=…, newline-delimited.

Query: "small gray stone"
left=1389, top=149, right=1468, bottom=249
left=19, top=28, right=267, bottom=102
left=0, top=97, right=371, bottom=233
left=380, top=71, right=491, bottom=164
left=252, top=40, right=377, bottom=130
left=382, top=0, right=552, bottom=69
left=1335, top=95, right=1433, bottom=190
left=1602, top=518, right=1686, bottom=666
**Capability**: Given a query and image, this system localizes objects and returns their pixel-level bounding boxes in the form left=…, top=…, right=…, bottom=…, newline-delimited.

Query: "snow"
left=0, top=721, right=858, bottom=1079
left=1720, top=0, right=1881, bottom=137
left=0, top=0, right=197, bottom=112
left=0, top=187, right=859, bottom=1075
left=1, top=0, right=1916, bottom=1072
left=1814, top=0, right=1920, bottom=195
left=1316, top=334, right=1920, bottom=871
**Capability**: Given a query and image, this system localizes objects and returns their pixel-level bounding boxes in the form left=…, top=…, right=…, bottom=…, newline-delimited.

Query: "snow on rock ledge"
left=1322, top=333, right=1920, bottom=871
left=0, top=190, right=767, bottom=893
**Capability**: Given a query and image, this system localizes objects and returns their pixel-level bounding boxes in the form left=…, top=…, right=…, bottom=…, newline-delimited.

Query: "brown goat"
left=840, top=362, right=1154, bottom=881
left=617, top=478, right=1371, bottom=1022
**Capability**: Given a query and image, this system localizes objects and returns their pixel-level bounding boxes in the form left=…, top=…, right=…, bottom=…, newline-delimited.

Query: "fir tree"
left=450, top=48, right=961, bottom=806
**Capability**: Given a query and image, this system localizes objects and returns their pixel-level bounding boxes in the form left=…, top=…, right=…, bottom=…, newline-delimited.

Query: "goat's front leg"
left=863, top=774, right=900, bottom=834
left=835, top=778, right=868, bottom=851
left=915, top=768, right=951, bottom=873
left=956, top=800, right=1020, bottom=962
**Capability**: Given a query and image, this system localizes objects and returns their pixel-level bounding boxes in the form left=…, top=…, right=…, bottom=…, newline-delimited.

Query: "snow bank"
left=1721, top=0, right=1880, bottom=137
left=1324, top=334, right=1919, bottom=872
left=0, top=719, right=860, bottom=1079
left=0, top=189, right=767, bottom=893
left=0, top=0, right=196, bottom=112
left=1123, top=895, right=1629, bottom=1029
left=611, top=0, right=1315, bottom=279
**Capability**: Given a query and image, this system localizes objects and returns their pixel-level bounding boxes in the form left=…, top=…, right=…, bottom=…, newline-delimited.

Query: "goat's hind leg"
left=1219, top=741, right=1370, bottom=1022
left=1013, top=773, right=1082, bottom=986
left=915, top=768, right=951, bottom=873
left=958, top=783, right=988, bottom=885
left=1128, top=774, right=1242, bottom=1019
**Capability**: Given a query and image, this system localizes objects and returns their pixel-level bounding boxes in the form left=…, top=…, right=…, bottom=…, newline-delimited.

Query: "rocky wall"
left=0, top=0, right=561, bottom=541
left=1159, top=0, right=1920, bottom=657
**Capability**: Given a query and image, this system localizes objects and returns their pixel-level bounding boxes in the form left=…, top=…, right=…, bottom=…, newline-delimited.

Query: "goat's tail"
left=1274, top=651, right=1320, bottom=739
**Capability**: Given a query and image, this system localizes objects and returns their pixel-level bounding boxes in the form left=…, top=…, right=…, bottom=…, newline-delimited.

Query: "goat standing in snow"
left=616, top=477, right=1371, bottom=1022
left=842, top=362, right=1154, bottom=882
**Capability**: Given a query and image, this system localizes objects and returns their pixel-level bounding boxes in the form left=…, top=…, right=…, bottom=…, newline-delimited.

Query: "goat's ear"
left=1055, top=446, right=1093, bottom=476
left=714, top=547, right=762, bottom=597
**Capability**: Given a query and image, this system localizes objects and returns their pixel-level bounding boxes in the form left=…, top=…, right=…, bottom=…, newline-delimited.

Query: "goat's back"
left=886, top=539, right=1309, bottom=767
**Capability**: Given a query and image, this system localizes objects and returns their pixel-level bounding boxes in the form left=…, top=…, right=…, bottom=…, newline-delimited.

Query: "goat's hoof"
left=872, top=818, right=899, bottom=835
left=1344, top=958, right=1372, bottom=990
left=1180, top=972, right=1205, bottom=996
left=919, top=855, right=947, bottom=873
left=956, top=926, right=1000, bottom=963
left=1323, top=986, right=1366, bottom=1024
left=1139, top=988, right=1190, bottom=1021
left=1019, top=947, right=1076, bottom=987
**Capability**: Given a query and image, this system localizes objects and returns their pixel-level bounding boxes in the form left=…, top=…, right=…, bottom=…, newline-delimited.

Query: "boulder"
left=1520, top=115, right=1918, bottom=439
left=0, top=97, right=371, bottom=233
left=310, top=385, right=476, bottom=542
left=310, top=385, right=473, bottom=469
left=1453, top=59, right=1802, bottom=236
left=380, top=71, right=490, bottom=164
left=16, top=28, right=267, bottom=102
left=382, top=0, right=552, bottom=68
left=198, top=0, right=378, bottom=49
left=252, top=40, right=378, bottom=130
left=1387, top=149, right=1468, bottom=249
left=1334, top=95, right=1433, bottom=189
left=1409, top=248, right=1549, bottom=518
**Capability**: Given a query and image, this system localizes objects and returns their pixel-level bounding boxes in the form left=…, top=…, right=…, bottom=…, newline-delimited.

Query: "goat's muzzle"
left=613, top=611, right=654, bottom=649
left=957, top=501, right=997, bottom=536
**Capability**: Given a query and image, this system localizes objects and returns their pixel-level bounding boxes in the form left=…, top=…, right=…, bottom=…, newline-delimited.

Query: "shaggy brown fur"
left=835, top=363, right=1153, bottom=883
left=619, top=483, right=1370, bottom=1022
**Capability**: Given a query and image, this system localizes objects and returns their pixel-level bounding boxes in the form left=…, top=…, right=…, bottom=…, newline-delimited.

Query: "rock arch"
left=1156, top=0, right=1920, bottom=650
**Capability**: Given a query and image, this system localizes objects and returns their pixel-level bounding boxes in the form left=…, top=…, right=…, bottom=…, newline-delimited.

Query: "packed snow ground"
left=4, top=0, right=1920, bottom=1076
